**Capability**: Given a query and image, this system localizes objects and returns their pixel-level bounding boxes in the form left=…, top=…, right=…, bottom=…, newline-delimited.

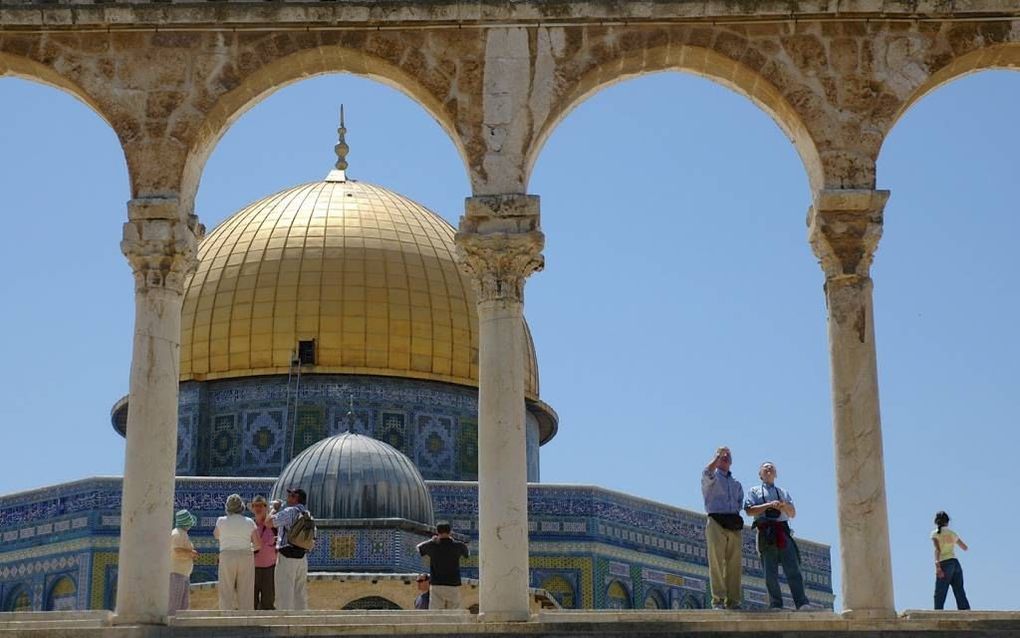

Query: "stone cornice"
left=807, top=189, right=888, bottom=283
left=120, top=197, right=203, bottom=294
left=455, top=194, right=544, bottom=304
left=3, top=1, right=1018, bottom=31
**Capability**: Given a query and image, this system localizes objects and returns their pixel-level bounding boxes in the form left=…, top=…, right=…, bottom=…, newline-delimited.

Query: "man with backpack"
left=270, top=487, right=314, bottom=610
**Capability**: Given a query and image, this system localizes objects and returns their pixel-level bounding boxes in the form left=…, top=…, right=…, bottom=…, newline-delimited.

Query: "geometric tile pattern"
left=209, top=414, right=238, bottom=471
left=176, top=413, right=196, bottom=474
left=413, top=414, right=454, bottom=479
left=186, top=375, right=542, bottom=481
left=456, top=418, right=478, bottom=479
left=292, top=407, right=325, bottom=456
left=376, top=412, right=408, bottom=455
left=241, top=410, right=284, bottom=469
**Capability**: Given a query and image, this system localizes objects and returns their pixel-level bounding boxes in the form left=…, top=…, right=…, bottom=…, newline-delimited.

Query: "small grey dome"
left=271, top=432, right=434, bottom=525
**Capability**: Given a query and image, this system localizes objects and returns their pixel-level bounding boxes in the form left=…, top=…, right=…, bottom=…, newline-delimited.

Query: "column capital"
left=456, top=194, right=543, bottom=303
left=808, top=189, right=889, bottom=282
left=121, top=197, right=204, bottom=294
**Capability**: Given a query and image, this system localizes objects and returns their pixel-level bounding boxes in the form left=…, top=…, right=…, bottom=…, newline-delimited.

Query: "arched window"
left=605, top=580, right=631, bottom=609
left=540, top=574, right=576, bottom=609
left=6, top=586, right=32, bottom=612
left=341, top=596, right=402, bottom=611
left=643, top=588, right=666, bottom=609
left=46, top=576, right=77, bottom=611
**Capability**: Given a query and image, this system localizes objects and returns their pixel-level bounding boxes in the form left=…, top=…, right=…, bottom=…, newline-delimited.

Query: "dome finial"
left=345, top=395, right=355, bottom=433
left=335, top=105, right=349, bottom=171
left=326, top=105, right=350, bottom=182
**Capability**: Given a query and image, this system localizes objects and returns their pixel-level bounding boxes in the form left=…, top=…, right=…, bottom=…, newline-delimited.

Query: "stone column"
left=808, top=189, right=894, bottom=618
left=114, top=197, right=200, bottom=625
left=456, top=194, right=543, bottom=622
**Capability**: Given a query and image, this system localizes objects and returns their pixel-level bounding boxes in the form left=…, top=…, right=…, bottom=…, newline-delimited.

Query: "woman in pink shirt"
left=251, top=495, right=278, bottom=610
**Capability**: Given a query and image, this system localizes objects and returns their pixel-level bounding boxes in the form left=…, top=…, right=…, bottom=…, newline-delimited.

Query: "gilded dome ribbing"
left=179, top=178, right=541, bottom=400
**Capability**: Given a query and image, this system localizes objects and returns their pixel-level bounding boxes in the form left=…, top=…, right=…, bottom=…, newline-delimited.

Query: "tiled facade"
left=0, top=478, right=833, bottom=612
left=174, top=376, right=542, bottom=482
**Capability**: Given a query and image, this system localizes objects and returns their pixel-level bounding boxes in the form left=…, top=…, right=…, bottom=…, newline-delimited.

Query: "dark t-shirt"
left=418, top=537, right=469, bottom=586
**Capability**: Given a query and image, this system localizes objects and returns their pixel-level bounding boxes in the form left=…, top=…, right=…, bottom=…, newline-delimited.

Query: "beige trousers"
left=705, top=517, right=743, bottom=608
left=218, top=550, right=255, bottom=611
left=428, top=585, right=462, bottom=609
left=274, top=554, right=308, bottom=610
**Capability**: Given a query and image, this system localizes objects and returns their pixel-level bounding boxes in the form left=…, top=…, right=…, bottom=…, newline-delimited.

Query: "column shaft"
left=809, top=189, right=894, bottom=618
left=456, top=194, right=543, bottom=622
left=825, top=277, right=894, bottom=616
left=114, top=198, right=200, bottom=624
left=115, top=287, right=184, bottom=623
left=476, top=298, right=531, bottom=619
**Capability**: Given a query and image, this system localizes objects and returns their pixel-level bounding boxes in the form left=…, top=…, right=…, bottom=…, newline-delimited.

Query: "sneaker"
left=711, top=603, right=726, bottom=610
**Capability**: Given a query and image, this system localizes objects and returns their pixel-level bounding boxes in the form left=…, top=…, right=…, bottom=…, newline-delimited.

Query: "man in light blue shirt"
left=701, top=446, right=745, bottom=610
left=744, top=462, right=809, bottom=610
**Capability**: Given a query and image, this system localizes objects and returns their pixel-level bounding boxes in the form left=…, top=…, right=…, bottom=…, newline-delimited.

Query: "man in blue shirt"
left=744, top=462, right=809, bottom=610
left=702, top=446, right=745, bottom=610
left=270, top=488, right=310, bottom=610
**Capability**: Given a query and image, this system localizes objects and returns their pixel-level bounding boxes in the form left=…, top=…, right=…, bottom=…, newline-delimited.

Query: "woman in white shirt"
left=214, top=494, right=260, bottom=610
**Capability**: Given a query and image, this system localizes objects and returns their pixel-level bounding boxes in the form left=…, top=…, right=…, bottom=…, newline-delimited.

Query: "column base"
left=840, top=608, right=898, bottom=620
left=479, top=610, right=533, bottom=623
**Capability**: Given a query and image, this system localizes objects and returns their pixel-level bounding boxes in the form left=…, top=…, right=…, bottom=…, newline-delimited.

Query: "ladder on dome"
left=283, top=348, right=303, bottom=462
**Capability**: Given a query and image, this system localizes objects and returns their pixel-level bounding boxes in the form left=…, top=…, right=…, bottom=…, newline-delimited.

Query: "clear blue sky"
left=1, top=67, right=1017, bottom=613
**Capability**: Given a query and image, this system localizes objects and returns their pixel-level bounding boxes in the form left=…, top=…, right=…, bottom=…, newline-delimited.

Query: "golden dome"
left=179, top=177, right=542, bottom=401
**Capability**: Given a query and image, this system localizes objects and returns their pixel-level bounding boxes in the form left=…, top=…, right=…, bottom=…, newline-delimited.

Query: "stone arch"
left=525, top=40, right=823, bottom=193
left=180, top=42, right=471, bottom=214
left=883, top=43, right=1020, bottom=154
left=0, top=52, right=113, bottom=129
left=44, top=575, right=77, bottom=611
left=0, top=54, right=130, bottom=194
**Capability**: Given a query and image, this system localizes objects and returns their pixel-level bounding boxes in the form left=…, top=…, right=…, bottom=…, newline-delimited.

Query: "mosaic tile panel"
left=456, top=418, right=478, bottom=479
left=292, top=406, right=325, bottom=456
left=209, top=414, right=238, bottom=471
left=413, top=414, right=454, bottom=479
left=176, top=413, right=197, bottom=475
left=377, top=411, right=409, bottom=455
left=241, top=409, right=284, bottom=469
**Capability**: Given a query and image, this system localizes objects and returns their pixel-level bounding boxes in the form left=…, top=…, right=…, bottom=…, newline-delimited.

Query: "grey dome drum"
left=271, top=432, right=434, bottom=525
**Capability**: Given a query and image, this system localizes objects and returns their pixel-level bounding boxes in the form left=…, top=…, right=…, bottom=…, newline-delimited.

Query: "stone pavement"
left=1, top=610, right=1019, bottom=637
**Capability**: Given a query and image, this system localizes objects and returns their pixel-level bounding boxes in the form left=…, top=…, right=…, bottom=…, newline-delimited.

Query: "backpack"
left=288, top=510, right=316, bottom=551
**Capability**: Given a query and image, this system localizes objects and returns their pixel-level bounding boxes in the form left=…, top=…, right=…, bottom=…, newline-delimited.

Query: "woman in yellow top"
left=931, top=511, right=970, bottom=610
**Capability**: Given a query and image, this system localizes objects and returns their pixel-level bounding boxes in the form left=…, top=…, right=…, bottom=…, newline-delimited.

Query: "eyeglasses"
left=416, top=578, right=428, bottom=583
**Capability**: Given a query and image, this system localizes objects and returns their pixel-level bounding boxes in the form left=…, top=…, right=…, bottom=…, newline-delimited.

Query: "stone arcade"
left=2, top=0, right=1020, bottom=635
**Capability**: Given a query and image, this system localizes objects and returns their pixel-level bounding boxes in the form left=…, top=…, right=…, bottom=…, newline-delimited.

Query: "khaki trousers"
left=217, top=550, right=255, bottom=611
left=705, top=517, right=743, bottom=608
left=428, top=585, right=462, bottom=609
left=274, top=554, right=308, bottom=610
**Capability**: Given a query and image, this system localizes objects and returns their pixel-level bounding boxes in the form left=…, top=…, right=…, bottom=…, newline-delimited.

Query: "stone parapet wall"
left=3, top=0, right=1018, bottom=27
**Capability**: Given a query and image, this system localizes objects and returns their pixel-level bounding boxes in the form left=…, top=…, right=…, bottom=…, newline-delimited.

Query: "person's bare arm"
left=745, top=500, right=781, bottom=517
left=782, top=501, right=797, bottom=519
left=933, top=538, right=944, bottom=577
left=957, top=537, right=968, bottom=551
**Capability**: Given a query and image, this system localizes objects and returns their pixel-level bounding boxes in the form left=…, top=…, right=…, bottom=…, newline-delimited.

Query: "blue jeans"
left=760, top=542, right=809, bottom=609
left=934, top=558, right=970, bottom=610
